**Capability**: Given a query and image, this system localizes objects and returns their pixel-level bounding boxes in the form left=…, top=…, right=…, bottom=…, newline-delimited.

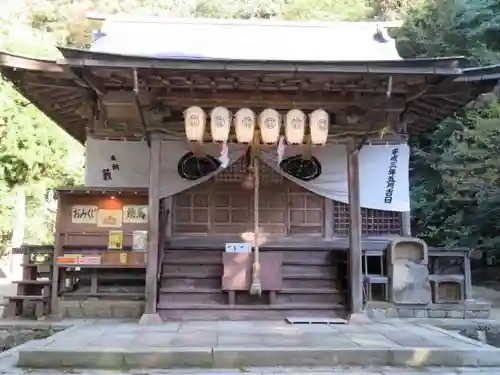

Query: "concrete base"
left=17, top=346, right=500, bottom=369
left=138, top=313, right=162, bottom=325
left=365, top=301, right=491, bottom=319
left=348, top=312, right=372, bottom=325
left=14, top=320, right=500, bottom=369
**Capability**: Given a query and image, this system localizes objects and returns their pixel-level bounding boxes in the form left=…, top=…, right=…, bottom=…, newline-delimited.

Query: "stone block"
left=428, top=309, right=446, bottom=318
left=60, top=300, right=144, bottom=319
left=385, top=307, right=399, bottom=318
left=414, top=309, right=428, bottom=318
left=475, top=310, right=490, bottom=319
left=446, top=309, right=465, bottom=319
left=397, top=308, right=415, bottom=318
left=18, top=349, right=125, bottom=369
left=212, top=347, right=390, bottom=367
left=368, top=309, right=387, bottom=319
left=123, top=348, right=213, bottom=368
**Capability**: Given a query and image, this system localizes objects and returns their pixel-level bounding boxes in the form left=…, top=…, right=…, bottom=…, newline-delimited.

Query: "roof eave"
left=57, top=47, right=465, bottom=75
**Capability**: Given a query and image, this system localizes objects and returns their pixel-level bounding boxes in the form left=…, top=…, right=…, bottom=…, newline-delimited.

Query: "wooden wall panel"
left=172, top=158, right=322, bottom=238
left=58, top=192, right=148, bottom=248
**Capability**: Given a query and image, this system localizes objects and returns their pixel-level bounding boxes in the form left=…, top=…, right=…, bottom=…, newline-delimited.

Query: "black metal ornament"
left=280, top=154, right=322, bottom=181
left=177, top=152, right=221, bottom=180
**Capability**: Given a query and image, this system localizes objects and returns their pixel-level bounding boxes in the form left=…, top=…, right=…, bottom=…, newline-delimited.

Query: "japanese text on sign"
left=71, top=205, right=98, bottom=224
left=123, top=205, right=148, bottom=223
left=384, top=148, right=399, bottom=204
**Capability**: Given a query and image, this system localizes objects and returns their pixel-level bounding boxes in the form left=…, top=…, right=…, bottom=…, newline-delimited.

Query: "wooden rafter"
left=1, top=50, right=499, bottom=144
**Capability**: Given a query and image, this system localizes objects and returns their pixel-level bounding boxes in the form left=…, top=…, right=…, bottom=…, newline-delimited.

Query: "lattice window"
left=215, top=157, right=282, bottom=183
left=172, top=186, right=210, bottom=233
left=289, top=184, right=324, bottom=235
left=332, top=201, right=402, bottom=237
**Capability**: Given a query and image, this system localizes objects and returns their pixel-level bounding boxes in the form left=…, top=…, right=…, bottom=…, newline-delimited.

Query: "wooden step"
left=13, top=280, right=50, bottom=285
left=161, top=272, right=221, bottom=279
left=6, top=295, right=49, bottom=300
left=159, top=289, right=226, bottom=304
left=283, top=274, right=336, bottom=280
left=159, top=287, right=220, bottom=293
left=61, top=292, right=144, bottom=299
left=157, top=302, right=343, bottom=310
left=161, top=277, right=221, bottom=289
left=21, top=263, right=52, bottom=268
left=280, top=288, right=340, bottom=294
left=159, top=308, right=347, bottom=321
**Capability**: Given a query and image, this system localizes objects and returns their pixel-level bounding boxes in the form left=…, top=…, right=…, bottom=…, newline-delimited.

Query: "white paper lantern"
left=259, top=109, right=281, bottom=144
left=184, top=106, right=206, bottom=142
left=210, top=106, right=231, bottom=143
left=309, top=109, right=329, bottom=146
left=285, top=109, right=306, bottom=145
left=234, top=108, right=255, bottom=144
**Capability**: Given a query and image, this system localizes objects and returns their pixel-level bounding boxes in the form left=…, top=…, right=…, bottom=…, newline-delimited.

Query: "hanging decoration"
left=285, top=109, right=306, bottom=145
left=184, top=106, right=207, bottom=142
left=276, top=136, right=286, bottom=165
left=280, top=154, right=322, bottom=181
left=258, top=109, right=281, bottom=144
left=177, top=152, right=221, bottom=180
left=210, top=106, right=231, bottom=143
left=309, top=109, right=329, bottom=146
left=235, top=108, right=256, bottom=144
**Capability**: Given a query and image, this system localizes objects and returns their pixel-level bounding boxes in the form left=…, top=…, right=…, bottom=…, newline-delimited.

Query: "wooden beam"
left=26, top=76, right=86, bottom=90
left=79, top=69, right=107, bottom=97
left=346, top=138, right=363, bottom=314
left=0, top=52, right=64, bottom=72
left=145, top=134, right=161, bottom=315
left=102, top=90, right=406, bottom=111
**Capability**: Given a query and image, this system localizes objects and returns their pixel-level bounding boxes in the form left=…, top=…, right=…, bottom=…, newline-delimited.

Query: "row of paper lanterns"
left=184, top=106, right=329, bottom=145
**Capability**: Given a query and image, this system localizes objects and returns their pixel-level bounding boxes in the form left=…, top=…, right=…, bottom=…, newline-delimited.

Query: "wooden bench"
left=4, top=245, right=54, bottom=319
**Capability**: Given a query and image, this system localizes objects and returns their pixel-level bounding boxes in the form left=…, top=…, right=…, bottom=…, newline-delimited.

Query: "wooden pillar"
left=141, top=134, right=162, bottom=323
left=347, top=139, right=363, bottom=314
left=50, top=194, right=63, bottom=317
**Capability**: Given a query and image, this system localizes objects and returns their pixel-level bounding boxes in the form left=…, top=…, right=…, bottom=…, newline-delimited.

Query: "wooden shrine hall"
left=0, top=18, right=498, bottom=322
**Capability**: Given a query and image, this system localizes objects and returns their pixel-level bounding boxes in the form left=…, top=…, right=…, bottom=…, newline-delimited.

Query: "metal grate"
left=333, top=201, right=402, bottom=237
left=215, top=157, right=282, bottom=183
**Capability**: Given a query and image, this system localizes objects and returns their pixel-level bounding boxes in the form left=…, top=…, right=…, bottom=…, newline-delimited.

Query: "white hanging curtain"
left=158, top=141, right=246, bottom=198
left=84, top=138, right=246, bottom=197
left=259, top=143, right=410, bottom=212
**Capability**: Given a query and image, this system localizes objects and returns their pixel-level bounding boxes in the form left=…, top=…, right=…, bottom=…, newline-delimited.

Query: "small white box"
left=225, top=242, right=251, bottom=253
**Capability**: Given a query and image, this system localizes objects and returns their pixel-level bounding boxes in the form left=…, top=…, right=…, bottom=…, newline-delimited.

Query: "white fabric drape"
left=84, top=139, right=246, bottom=197
left=158, top=141, right=246, bottom=198
left=259, top=144, right=410, bottom=212
left=84, top=138, right=409, bottom=211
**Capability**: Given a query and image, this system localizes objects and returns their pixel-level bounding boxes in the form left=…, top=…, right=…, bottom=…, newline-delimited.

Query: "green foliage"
left=396, top=0, right=500, bottom=249
left=0, top=1, right=84, bottom=251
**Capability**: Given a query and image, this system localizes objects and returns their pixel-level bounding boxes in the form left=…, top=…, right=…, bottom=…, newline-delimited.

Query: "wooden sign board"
left=77, top=256, right=102, bottom=265
left=108, top=230, right=124, bottom=250
left=123, top=205, right=148, bottom=223
left=97, top=209, right=123, bottom=228
left=71, top=205, right=98, bottom=224
left=56, top=255, right=80, bottom=265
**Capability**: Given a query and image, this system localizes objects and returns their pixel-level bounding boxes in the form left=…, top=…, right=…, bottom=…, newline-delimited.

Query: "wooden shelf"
left=57, top=264, right=146, bottom=269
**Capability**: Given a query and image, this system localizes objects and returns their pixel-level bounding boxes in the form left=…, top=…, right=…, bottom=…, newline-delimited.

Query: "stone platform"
left=16, top=321, right=500, bottom=369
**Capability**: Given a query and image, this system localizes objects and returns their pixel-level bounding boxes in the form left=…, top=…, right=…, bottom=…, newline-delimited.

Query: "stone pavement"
left=13, top=320, right=500, bottom=369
